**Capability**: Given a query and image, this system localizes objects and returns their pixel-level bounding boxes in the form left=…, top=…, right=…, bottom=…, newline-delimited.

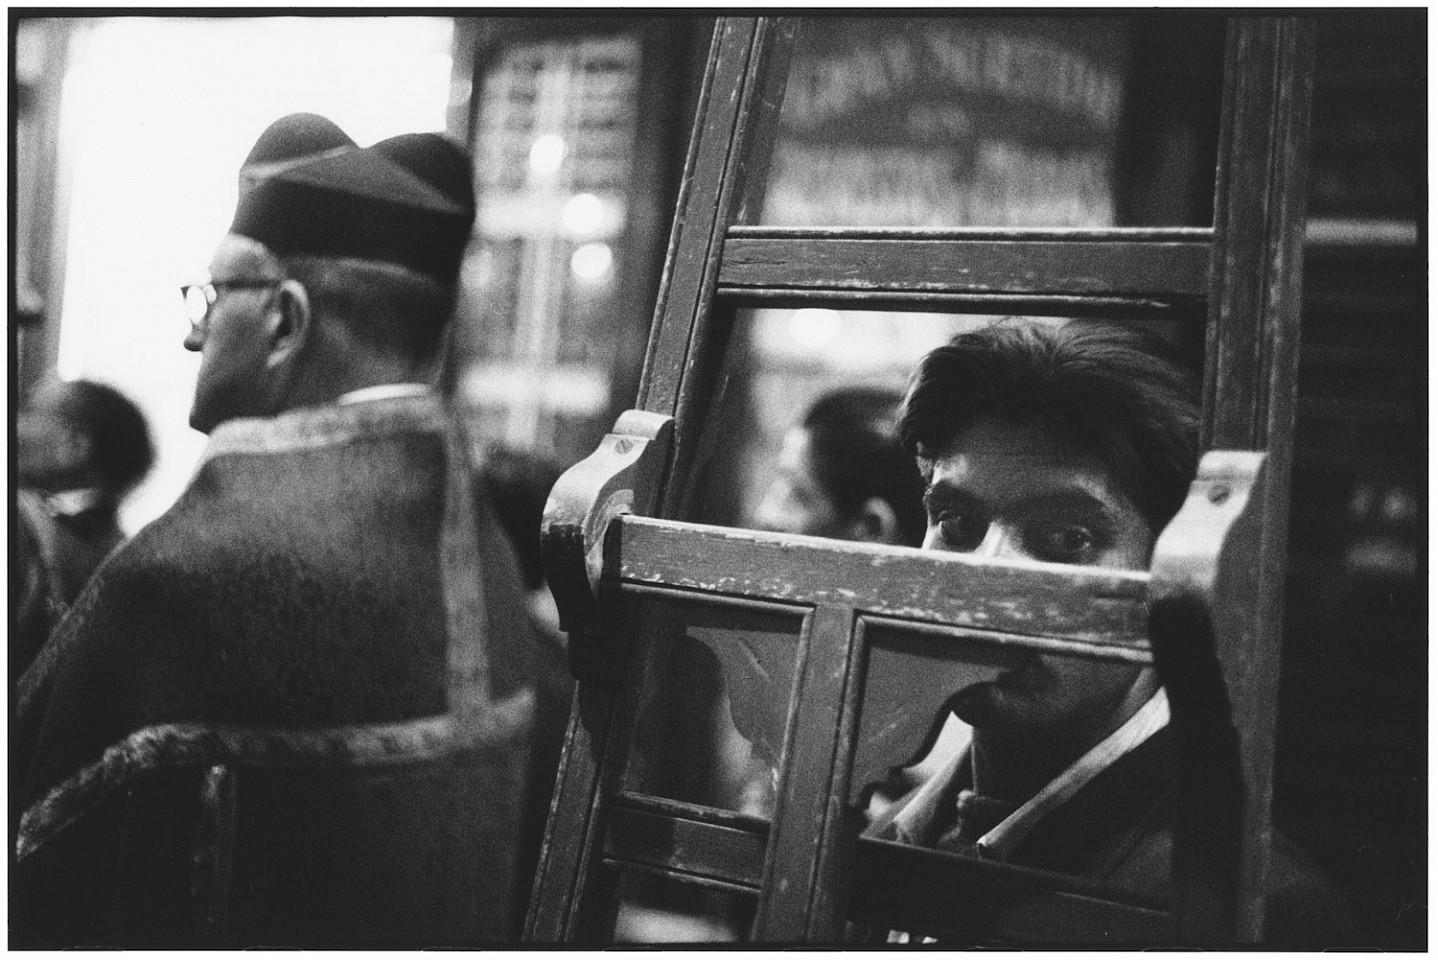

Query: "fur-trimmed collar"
left=202, top=391, right=447, bottom=462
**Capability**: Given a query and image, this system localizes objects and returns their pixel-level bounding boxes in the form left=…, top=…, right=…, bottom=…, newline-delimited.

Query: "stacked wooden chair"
left=526, top=16, right=1315, bottom=945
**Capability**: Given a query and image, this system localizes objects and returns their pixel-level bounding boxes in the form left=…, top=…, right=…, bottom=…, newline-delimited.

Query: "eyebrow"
left=922, top=479, right=1115, bottom=518
left=921, top=482, right=978, bottom=514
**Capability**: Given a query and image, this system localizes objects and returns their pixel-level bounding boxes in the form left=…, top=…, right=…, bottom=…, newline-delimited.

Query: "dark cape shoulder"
left=14, top=397, right=551, bottom=947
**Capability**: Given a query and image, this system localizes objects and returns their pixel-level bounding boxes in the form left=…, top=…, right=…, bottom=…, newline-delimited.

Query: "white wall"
left=52, top=16, right=457, bottom=532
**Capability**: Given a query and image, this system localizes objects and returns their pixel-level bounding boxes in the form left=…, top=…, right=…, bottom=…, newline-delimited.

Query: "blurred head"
left=184, top=113, right=473, bottom=433
left=753, top=386, right=925, bottom=546
left=17, top=379, right=154, bottom=499
left=899, top=320, right=1200, bottom=737
left=480, top=445, right=565, bottom=592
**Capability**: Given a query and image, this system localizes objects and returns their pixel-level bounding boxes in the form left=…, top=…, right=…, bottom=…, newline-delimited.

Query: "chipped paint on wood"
left=612, top=516, right=1150, bottom=648
left=719, top=236, right=1212, bottom=301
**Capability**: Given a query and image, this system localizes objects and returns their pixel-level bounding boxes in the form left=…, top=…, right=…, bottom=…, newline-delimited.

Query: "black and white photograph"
left=10, top=8, right=1424, bottom=949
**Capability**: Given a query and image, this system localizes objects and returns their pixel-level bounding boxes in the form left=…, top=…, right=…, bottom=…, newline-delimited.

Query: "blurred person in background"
left=671, top=386, right=929, bottom=823
left=741, top=386, right=931, bottom=816
left=15, top=113, right=559, bottom=947
left=14, top=378, right=154, bottom=679
left=478, top=445, right=568, bottom=644
left=752, top=385, right=926, bottom=546
left=613, top=387, right=931, bottom=941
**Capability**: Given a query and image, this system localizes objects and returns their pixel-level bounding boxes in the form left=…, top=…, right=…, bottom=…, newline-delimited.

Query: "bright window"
left=53, top=16, right=456, bottom=530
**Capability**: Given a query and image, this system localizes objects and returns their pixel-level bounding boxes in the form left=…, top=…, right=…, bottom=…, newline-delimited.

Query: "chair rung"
left=713, top=287, right=1202, bottom=317
left=718, top=229, right=1212, bottom=303
left=852, top=837, right=1174, bottom=944
left=603, top=793, right=768, bottom=890
left=615, top=516, right=1151, bottom=651
left=599, top=798, right=1177, bottom=943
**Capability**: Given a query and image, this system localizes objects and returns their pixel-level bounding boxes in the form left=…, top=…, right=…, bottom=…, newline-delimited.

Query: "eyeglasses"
left=180, top=279, right=283, bottom=331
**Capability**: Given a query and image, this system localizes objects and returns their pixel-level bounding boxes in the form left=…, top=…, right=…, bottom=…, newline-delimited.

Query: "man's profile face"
left=920, top=415, right=1156, bottom=736
left=185, top=235, right=285, bottom=433
left=752, top=427, right=847, bottom=538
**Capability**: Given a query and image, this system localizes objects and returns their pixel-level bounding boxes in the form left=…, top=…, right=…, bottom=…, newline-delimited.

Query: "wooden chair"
left=525, top=15, right=1315, bottom=945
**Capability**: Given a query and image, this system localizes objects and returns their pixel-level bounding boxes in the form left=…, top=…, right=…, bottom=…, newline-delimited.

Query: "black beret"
left=230, top=113, right=475, bottom=285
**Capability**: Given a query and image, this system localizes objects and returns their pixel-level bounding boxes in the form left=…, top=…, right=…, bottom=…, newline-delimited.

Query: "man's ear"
left=265, top=279, right=311, bottom=369
left=844, top=496, right=900, bottom=545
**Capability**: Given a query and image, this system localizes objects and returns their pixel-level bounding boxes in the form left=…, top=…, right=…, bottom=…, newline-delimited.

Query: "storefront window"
left=759, top=17, right=1133, bottom=228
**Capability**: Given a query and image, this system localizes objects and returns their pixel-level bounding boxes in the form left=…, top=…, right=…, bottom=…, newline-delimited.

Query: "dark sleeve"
left=1263, top=832, right=1360, bottom=947
left=14, top=507, right=50, bottom=679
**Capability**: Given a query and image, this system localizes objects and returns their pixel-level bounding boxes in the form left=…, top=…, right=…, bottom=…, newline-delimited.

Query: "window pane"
left=757, top=15, right=1224, bottom=228
left=619, top=596, right=802, bottom=817
left=688, top=308, right=1192, bottom=534
left=459, top=32, right=644, bottom=462
left=605, top=865, right=757, bottom=943
left=848, top=618, right=1172, bottom=943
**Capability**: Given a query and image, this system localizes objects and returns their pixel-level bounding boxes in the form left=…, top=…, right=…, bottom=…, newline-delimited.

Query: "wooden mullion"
left=803, top=614, right=873, bottom=939
left=752, top=603, right=860, bottom=940
left=1199, top=16, right=1316, bottom=943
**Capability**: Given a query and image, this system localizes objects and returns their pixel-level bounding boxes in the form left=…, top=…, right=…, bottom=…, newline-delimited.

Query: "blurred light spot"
left=571, top=242, right=613, bottom=281
left=788, top=308, right=842, bottom=350
left=562, top=192, right=605, bottom=236
left=464, top=247, right=495, bottom=288
left=529, top=134, right=566, bottom=175
left=1382, top=488, right=1415, bottom=524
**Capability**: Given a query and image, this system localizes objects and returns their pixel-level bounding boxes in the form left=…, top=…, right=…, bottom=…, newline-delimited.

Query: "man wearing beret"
left=14, top=115, right=561, bottom=947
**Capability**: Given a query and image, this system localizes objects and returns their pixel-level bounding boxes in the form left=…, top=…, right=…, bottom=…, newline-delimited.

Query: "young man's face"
left=920, top=415, right=1157, bottom=737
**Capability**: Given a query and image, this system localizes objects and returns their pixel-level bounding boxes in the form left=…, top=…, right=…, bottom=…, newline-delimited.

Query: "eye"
left=1028, top=522, right=1097, bottom=563
left=935, top=513, right=986, bottom=552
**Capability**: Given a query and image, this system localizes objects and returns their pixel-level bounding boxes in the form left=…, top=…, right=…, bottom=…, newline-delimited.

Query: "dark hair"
left=279, top=255, right=454, bottom=363
left=479, top=446, right=565, bottom=591
left=898, top=321, right=1200, bottom=531
left=803, top=386, right=927, bottom=547
left=55, top=380, right=155, bottom=495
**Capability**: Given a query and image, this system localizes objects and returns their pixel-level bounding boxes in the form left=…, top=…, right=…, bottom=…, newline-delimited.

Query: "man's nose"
left=751, top=489, right=790, bottom=534
left=973, top=524, right=1028, bottom=561
left=183, top=326, right=204, bottom=353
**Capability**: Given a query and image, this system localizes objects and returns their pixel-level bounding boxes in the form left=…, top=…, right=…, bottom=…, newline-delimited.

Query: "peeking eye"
left=936, top=513, right=986, bottom=552
left=1029, top=523, right=1096, bottom=563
